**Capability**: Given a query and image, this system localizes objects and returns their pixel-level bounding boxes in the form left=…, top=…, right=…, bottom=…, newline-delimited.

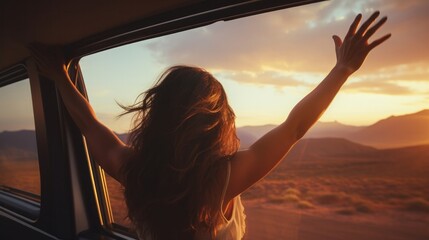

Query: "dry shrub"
left=354, top=201, right=373, bottom=213
left=297, top=200, right=314, bottom=209
left=267, top=193, right=300, bottom=204
left=403, top=198, right=429, bottom=213
left=335, top=208, right=354, bottom=215
left=313, top=192, right=343, bottom=205
left=286, top=181, right=297, bottom=188
left=283, top=194, right=300, bottom=202
left=345, top=196, right=375, bottom=214
left=285, top=188, right=300, bottom=196
left=386, top=192, right=411, bottom=200
left=299, top=186, right=309, bottom=195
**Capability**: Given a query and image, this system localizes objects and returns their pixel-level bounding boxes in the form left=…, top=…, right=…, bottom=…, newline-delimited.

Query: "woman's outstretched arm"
left=226, top=11, right=391, bottom=202
left=29, top=45, right=131, bottom=183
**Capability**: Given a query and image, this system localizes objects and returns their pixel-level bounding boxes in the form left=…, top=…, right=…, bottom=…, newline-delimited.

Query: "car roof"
left=0, top=0, right=322, bottom=71
left=0, top=0, right=200, bottom=70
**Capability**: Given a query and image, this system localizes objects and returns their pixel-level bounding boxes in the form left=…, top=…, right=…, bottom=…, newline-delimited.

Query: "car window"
left=80, top=0, right=429, bottom=238
left=0, top=79, right=40, bottom=200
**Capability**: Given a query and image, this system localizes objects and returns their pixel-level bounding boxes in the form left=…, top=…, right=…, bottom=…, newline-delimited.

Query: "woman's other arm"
left=30, top=45, right=131, bottom=183
left=226, top=11, right=391, bottom=201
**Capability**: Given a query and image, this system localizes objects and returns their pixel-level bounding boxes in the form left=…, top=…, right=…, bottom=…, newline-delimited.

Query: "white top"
left=195, top=161, right=247, bottom=240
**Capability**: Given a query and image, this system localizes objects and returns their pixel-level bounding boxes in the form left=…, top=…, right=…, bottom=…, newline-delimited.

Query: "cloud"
left=344, top=80, right=413, bottom=95
left=360, top=63, right=429, bottom=82
left=142, top=0, right=429, bottom=94
left=143, top=0, right=341, bottom=72
left=344, top=63, right=429, bottom=95
left=213, top=69, right=317, bottom=88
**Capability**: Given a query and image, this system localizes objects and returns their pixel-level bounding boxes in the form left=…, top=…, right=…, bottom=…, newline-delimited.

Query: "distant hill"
left=238, top=125, right=277, bottom=140
left=236, top=121, right=364, bottom=149
left=2, top=130, right=429, bottom=179
left=305, top=121, right=364, bottom=138
left=237, top=109, right=429, bottom=149
left=0, top=130, right=37, bottom=153
left=285, top=138, right=378, bottom=161
left=257, top=137, right=429, bottom=181
left=348, top=109, right=429, bottom=148
left=0, top=130, right=38, bottom=161
left=1, top=109, right=427, bottom=155
left=282, top=138, right=429, bottom=165
left=237, top=125, right=277, bottom=149
left=237, top=122, right=364, bottom=149
left=116, top=133, right=129, bottom=143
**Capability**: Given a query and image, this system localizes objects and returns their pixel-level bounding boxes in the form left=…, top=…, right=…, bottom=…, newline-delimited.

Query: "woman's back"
left=121, top=66, right=240, bottom=239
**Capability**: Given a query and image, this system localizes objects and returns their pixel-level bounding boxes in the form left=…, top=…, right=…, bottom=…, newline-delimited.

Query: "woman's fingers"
left=346, top=12, right=390, bottom=52
left=345, top=14, right=362, bottom=40
left=333, top=11, right=390, bottom=73
left=332, top=35, right=342, bottom=48
left=356, top=11, right=380, bottom=37
left=362, top=16, right=388, bottom=41
left=332, top=35, right=342, bottom=59
left=368, top=33, right=392, bottom=51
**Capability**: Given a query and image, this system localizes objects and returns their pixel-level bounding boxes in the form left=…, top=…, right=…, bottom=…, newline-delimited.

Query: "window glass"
left=80, top=0, right=429, bottom=238
left=0, top=79, right=40, bottom=199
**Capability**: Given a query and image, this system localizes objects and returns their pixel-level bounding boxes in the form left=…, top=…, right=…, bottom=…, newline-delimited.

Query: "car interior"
left=2, top=0, right=429, bottom=240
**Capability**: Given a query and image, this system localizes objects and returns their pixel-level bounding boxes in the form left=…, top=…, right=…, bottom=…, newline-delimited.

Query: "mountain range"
left=237, top=109, right=429, bottom=149
left=1, top=110, right=428, bottom=157
left=0, top=130, right=38, bottom=153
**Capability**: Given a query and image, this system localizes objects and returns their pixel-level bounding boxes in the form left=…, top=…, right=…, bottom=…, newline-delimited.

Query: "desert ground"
left=0, top=150, right=40, bottom=195
left=103, top=140, right=429, bottom=239
left=2, top=130, right=429, bottom=239
left=105, top=172, right=429, bottom=240
left=244, top=202, right=429, bottom=240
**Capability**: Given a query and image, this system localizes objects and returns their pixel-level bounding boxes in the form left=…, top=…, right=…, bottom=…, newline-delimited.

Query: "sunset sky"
left=3, top=0, right=427, bottom=133
left=78, top=0, right=429, bottom=133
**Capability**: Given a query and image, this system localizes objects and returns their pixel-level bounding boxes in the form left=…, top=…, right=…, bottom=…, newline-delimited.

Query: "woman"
left=30, top=11, right=390, bottom=240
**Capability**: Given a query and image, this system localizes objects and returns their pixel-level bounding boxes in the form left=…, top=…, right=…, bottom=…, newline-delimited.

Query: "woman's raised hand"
left=28, top=43, right=69, bottom=81
left=332, top=11, right=391, bottom=75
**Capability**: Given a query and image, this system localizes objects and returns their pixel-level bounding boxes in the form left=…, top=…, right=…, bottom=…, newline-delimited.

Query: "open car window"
left=0, top=78, right=41, bottom=220
left=79, top=0, right=429, bottom=238
left=0, top=79, right=40, bottom=198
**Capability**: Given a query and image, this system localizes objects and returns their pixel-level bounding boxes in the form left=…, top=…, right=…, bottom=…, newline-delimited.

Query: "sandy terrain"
left=43, top=139, right=429, bottom=239
left=243, top=202, right=429, bottom=240
left=2, top=132, right=429, bottom=239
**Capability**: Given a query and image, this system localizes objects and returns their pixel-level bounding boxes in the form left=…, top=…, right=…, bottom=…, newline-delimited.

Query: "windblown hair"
left=120, top=66, right=239, bottom=239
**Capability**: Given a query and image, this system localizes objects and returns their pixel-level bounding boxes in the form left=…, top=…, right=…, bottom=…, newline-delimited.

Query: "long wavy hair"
left=120, top=66, right=239, bottom=239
